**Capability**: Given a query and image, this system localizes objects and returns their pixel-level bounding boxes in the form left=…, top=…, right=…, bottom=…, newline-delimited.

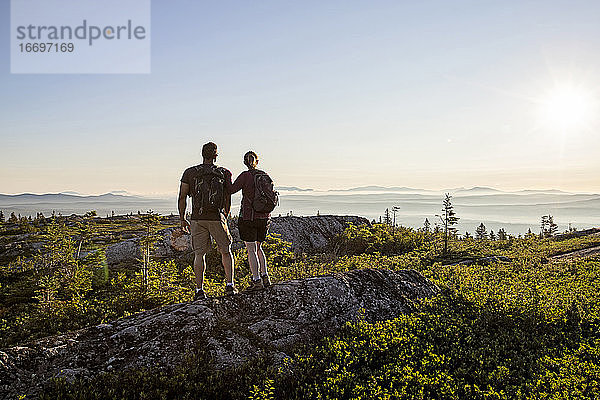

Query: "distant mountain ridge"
left=275, top=186, right=314, bottom=192
left=0, top=193, right=141, bottom=203
left=454, top=186, right=504, bottom=194
left=329, top=186, right=433, bottom=193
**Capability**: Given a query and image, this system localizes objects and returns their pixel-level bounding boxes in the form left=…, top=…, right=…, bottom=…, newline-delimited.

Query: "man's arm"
left=178, top=181, right=191, bottom=233
left=223, top=170, right=232, bottom=217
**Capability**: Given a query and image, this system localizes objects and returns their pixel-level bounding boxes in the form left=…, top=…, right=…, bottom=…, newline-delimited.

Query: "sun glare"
left=539, top=85, right=595, bottom=130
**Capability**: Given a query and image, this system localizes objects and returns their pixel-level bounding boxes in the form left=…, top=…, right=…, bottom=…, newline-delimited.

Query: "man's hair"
left=202, top=142, right=218, bottom=160
left=244, top=151, right=258, bottom=168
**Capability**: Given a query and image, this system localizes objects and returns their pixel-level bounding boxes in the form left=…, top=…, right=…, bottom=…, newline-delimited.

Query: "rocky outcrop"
left=553, top=228, right=600, bottom=241
left=105, top=239, right=141, bottom=265
left=450, top=256, right=512, bottom=266
left=107, top=215, right=369, bottom=266
left=0, top=268, right=437, bottom=399
left=268, top=215, right=369, bottom=252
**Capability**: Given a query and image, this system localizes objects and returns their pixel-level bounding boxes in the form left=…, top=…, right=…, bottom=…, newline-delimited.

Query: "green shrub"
left=333, top=223, right=426, bottom=256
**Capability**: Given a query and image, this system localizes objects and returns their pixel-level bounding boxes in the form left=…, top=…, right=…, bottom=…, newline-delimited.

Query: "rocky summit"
left=0, top=268, right=436, bottom=399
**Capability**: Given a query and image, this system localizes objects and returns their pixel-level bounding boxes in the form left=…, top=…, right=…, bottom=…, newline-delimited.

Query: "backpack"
left=192, top=165, right=226, bottom=214
left=251, top=170, right=279, bottom=213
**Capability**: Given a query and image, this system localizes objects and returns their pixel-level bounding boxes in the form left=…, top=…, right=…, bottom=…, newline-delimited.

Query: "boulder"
left=105, top=239, right=140, bottom=266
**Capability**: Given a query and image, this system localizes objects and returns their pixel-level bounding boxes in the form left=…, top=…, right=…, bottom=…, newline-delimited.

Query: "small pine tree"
left=392, top=206, right=400, bottom=229
left=75, top=211, right=98, bottom=259
left=497, top=228, right=507, bottom=241
left=0, top=210, right=4, bottom=223
left=548, top=216, right=558, bottom=237
left=9, top=212, right=18, bottom=223
left=476, top=223, right=487, bottom=240
left=438, top=194, right=459, bottom=255
left=423, top=218, right=431, bottom=233
left=139, top=210, right=161, bottom=288
left=489, top=230, right=496, bottom=241
left=540, top=215, right=558, bottom=238
left=383, top=208, right=392, bottom=226
left=540, top=215, right=549, bottom=237
left=463, top=231, right=472, bottom=239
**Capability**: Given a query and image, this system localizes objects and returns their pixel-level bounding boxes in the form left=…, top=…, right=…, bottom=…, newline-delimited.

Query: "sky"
left=1, top=0, right=600, bottom=195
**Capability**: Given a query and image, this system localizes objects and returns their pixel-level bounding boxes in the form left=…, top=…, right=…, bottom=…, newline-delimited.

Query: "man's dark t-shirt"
left=181, top=164, right=232, bottom=220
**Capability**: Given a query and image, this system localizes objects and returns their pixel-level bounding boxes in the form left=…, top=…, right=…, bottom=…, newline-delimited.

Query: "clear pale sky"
left=2, top=0, right=600, bottom=195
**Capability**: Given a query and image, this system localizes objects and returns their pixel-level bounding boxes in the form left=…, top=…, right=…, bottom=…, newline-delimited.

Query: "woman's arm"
left=230, top=172, right=245, bottom=194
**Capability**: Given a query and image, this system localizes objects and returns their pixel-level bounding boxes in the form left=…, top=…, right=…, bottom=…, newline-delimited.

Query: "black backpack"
left=251, top=170, right=279, bottom=213
left=192, top=165, right=226, bottom=214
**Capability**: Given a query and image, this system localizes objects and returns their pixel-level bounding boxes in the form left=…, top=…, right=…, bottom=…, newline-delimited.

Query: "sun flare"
left=539, top=85, right=595, bottom=130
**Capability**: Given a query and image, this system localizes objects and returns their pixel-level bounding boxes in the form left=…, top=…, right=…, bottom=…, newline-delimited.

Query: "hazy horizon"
left=1, top=184, right=599, bottom=198
left=2, top=188, right=598, bottom=236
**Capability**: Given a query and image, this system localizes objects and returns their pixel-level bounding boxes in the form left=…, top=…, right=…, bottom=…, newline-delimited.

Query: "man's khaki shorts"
left=190, top=218, right=232, bottom=254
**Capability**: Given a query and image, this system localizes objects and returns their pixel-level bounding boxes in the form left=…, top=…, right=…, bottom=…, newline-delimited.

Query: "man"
left=178, top=142, right=237, bottom=300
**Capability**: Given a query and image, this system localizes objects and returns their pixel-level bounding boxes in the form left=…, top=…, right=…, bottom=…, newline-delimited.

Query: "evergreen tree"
left=391, top=206, right=400, bottom=229
left=0, top=210, right=4, bottom=223
left=548, top=216, right=558, bottom=237
left=423, top=218, right=431, bottom=233
left=139, top=210, right=161, bottom=288
left=438, top=194, right=460, bottom=255
left=497, top=228, right=507, bottom=241
left=75, top=211, right=98, bottom=259
left=540, top=215, right=549, bottom=237
left=383, top=208, right=392, bottom=226
left=476, top=223, right=487, bottom=240
left=463, top=231, right=472, bottom=239
left=489, top=230, right=496, bottom=241
left=9, top=212, right=18, bottom=223
left=540, top=215, right=558, bottom=238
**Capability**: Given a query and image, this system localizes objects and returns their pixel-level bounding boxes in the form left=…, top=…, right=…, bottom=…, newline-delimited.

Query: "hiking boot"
left=225, top=285, right=238, bottom=296
left=246, top=278, right=265, bottom=292
left=193, top=289, right=207, bottom=301
left=261, top=274, right=272, bottom=288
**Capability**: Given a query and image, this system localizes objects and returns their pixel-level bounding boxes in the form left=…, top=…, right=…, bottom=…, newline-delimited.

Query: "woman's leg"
left=256, top=241, right=268, bottom=276
left=245, top=241, right=260, bottom=280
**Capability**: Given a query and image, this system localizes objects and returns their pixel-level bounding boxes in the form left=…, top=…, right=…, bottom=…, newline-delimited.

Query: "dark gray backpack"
left=251, top=170, right=279, bottom=213
left=193, top=165, right=226, bottom=214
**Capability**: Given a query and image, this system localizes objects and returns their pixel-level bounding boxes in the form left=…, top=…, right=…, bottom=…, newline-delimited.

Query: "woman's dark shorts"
left=238, top=218, right=269, bottom=242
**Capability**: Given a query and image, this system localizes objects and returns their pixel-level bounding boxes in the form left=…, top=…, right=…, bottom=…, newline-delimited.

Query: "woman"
left=230, top=151, right=272, bottom=291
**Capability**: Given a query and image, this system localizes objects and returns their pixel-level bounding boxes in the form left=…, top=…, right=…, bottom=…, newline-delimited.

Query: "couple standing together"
left=178, top=142, right=277, bottom=301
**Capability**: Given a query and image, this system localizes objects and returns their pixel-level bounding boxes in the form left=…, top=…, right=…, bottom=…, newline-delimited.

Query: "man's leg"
left=190, top=221, right=211, bottom=291
left=246, top=241, right=260, bottom=280
left=219, top=245, right=234, bottom=285
left=208, top=218, right=235, bottom=287
left=193, top=251, right=207, bottom=289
